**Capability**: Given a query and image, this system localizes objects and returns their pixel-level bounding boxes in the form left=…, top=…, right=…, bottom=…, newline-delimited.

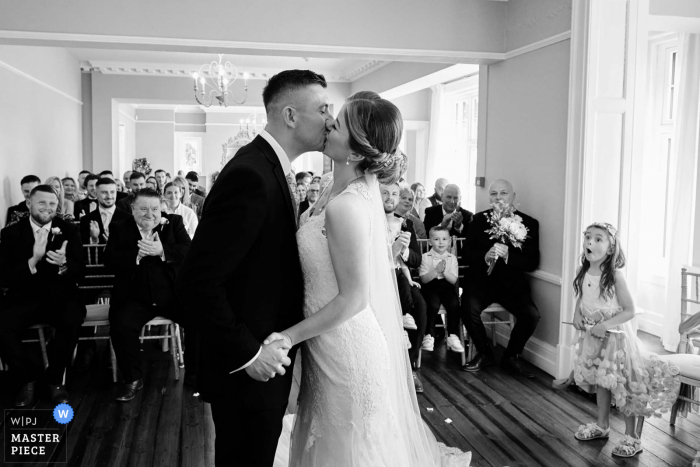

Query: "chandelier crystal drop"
left=192, top=54, right=248, bottom=107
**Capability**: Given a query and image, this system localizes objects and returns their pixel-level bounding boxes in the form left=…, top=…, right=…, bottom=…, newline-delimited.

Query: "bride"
left=266, top=91, right=471, bottom=466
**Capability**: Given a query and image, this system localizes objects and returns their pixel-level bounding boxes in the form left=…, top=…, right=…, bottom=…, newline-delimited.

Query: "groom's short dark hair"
left=262, top=70, right=327, bottom=111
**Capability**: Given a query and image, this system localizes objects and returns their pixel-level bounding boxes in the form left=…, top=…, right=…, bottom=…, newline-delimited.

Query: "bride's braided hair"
left=343, top=91, right=407, bottom=184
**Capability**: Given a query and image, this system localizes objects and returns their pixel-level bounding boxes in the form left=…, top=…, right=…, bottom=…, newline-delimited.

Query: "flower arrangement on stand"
left=132, top=158, right=152, bottom=176
left=484, top=200, right=528, bottom=274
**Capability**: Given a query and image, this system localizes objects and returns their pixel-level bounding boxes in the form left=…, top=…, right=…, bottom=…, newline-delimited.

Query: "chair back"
left=680, top=267, right=700, bottom=354
left=79, top=244, right=114, bottom=304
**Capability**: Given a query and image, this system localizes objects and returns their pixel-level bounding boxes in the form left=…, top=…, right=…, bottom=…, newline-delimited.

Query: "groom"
left=177, top=70, right=334, bottom=466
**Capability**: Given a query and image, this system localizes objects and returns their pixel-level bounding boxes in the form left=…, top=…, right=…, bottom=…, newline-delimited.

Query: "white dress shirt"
left=230, top=129, right=293, bottom=375
left=167, top=203, right=198, bottom=239
left=419, top=248, right=459, bottom=280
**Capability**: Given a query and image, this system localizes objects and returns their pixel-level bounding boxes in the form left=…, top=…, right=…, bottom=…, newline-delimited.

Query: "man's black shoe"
left=47, top=384, right=70, bottom=404
left=501, top=356, right=535, bottom=379
left=15, top=382, right=36, bottom=407
left=461, top=353, right=495, bottom=372
left=116, top=379, right=144, bottom=402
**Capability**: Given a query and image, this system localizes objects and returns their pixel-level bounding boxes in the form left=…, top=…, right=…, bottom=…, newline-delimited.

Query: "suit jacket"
left=5, top=201, right=28, bottom=227
left=116, top=194, right=135, bottom=214
left=79, top=205, right=130, bottom=244
left=423, top=205, right=474, bottom=239
left=116, top=191, right=128, bottom=201
left=73, top=197, right=98, bottom=220
left=189, top=193, right=205, bottom=219
left=394, top=214, right=421, bottom=269
left=176, top=134, right=305, bottom=407
left=104, top=213, right=191, bottom=307
left=428, top=193, right=442, bottom=207
left=298, top=199, right=311, bottom=219
left=0, top=216, right=84, bottom=303
left=465, top=209, right=540, bottom=295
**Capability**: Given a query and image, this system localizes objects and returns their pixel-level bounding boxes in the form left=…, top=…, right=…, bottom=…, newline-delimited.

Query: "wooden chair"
left=466, top=304, right=516, bottom=362
left=414, top=236, right=468, bottom=367
left=659, top=267, right=700, bottom=425
left=138, top=317, right=184, bottom=379
left=72, top=304, right=119, bottom=382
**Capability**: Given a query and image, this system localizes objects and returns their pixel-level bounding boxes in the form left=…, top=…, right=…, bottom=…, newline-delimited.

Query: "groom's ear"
left=282, top=106, right=297, bottom=128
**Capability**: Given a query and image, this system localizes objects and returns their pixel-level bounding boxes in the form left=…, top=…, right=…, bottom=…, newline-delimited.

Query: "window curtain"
left=662, top=33, right=700, bottom=352
left=425, top=84, right=446, bottom=189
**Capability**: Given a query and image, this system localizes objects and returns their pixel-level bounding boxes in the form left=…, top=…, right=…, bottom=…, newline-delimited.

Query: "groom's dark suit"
left=176, top=134, right=304, bottom=467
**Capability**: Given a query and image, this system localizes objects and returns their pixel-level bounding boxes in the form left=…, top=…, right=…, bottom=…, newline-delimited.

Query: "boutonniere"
left=51, top=227, right=62, bottom=236
left=159, top=217, right=169, bottom=230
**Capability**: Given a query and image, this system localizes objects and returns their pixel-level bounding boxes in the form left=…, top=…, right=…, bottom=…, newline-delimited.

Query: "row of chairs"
left=0, top=244, right=184, bottom=383
left=411, top=237, right=514, bottom=368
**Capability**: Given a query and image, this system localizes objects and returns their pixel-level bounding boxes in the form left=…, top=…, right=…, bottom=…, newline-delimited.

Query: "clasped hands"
left=137, top=233, right=163, bottom=261
left=441, top=211, right=463, bottom=229
left=485, top=242, right=508, bottom=263
left=573, top=311, right=608, bottom=339
left=244, top=332, right=293, bottom=382
left=391, top=231, right=411, bottom=258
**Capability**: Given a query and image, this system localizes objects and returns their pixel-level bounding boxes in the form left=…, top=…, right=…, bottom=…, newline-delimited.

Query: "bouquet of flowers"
left=132, top=158, right=152, bottom=176
left=485, top=200, right=528, bottom=275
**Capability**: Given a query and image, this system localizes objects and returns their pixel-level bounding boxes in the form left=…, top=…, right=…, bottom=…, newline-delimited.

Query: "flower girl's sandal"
left=612, top=435, right=643, bottom=458
left=574, top=423, right=610, bottom=441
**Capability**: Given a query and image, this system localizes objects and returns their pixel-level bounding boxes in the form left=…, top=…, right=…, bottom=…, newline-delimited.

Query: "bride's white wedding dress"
left=273, top=175, right=471, bottom=467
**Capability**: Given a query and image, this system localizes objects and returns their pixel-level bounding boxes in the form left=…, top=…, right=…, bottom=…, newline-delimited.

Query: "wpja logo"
left=3, top=404, right=72, bottom=464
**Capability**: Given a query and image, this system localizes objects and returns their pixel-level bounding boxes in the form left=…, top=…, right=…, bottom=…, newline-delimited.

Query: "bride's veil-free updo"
left=343, top=91, right=408, bottom=184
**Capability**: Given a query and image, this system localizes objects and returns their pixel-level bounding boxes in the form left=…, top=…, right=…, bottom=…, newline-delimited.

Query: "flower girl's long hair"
left=573, top=222, right=626, bottom=300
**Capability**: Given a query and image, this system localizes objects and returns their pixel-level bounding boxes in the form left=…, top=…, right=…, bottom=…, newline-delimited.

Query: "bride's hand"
left=264, top=332, right=293, bottom=349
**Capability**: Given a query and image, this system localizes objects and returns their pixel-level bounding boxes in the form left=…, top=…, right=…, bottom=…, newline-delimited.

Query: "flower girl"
left=571, top=222, right=680, bottom=457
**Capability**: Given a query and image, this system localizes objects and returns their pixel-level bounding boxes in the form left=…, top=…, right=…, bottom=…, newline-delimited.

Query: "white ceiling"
left=69, top=48, right=387, bottom=82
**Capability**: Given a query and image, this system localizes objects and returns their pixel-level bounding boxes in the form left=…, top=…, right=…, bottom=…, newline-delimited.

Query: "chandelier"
left=234, top=114, right=267, bottom=143
left=192, top=54, right=248, bottom=107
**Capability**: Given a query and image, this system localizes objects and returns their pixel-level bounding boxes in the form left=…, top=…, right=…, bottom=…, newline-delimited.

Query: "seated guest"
left=185, top=171, right=207, bottom=198
left=73, top=174, right=100, bottom=220
left=45, top=176, right=75, bottom=220
left=105, top=188, right=192, bottom=401
left=295, top=171, right=311, bottom=187
left=77, top=170, right=91, bottom=200
left=410, top=182, right=431, bottom=221
left=122, top=171, right=133, bottom=193
left=423, top=184, right=473, bottom=240
left=163, top=182, right=198, bottom=239
left=154, top=169, right=167, bottom=194
left=117, top=172, right=147, bottom=213
left=165, top=172, right=172, bottom=183
left=80, top=177, right=129, bottom=244
left=296, top=183, right=307, bottom=205
left=395, top=186, right=427, bottom=239
left=311, top=175, right=321, bottom=185
left=428, top=178, right=448, bottom=206
left=145, top=176, right=158, bottom=191
left=419, top=226, right=464, bottom=354
left=0, top=185, right=86, bottom=406
left=62, top=177, right=79, bottom=202
left=461, top=179, right=540, bottom=378
left=99, top=171, right=128, bottom=200
left=299, top=183, right=320, bottom=218
left=174, top=175, right=203, bottom=219
left=381, top=182, right=427, bottom=392
left=115, top=179, right=126, bottom=193
left=5, top=174, right=40, bottom=227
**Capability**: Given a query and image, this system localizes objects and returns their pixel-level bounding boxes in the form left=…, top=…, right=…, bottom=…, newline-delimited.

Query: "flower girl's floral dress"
left=573, top=272, right=680, bottom=417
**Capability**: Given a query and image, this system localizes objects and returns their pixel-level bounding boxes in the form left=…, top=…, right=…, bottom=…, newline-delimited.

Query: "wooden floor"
left=1, top=332, right=698, bottom=467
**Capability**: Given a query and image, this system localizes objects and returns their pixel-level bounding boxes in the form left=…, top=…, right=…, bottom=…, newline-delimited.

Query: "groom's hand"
left=244, top=340, right=291, bottom=382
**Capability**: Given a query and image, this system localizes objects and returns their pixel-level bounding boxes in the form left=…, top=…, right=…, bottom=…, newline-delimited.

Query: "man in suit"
left=116, top=172, right=147, bottom=213
left=5, top=174, right=41, bottom=227
left=122, top=170, right=133, bottom=193
left=461, top=179, right=540, bottom=378
left=80, top=177, right=129, bottom=244
left=427, top=177, right=448, bottom=207
left=380, top=182, right=427, bottom=393
left=176, top=69, right=333, bottom=467
left=298, top=182, right=320, bottom=218
left=0, top=185, right=86, bottom=406
left=73, top=174, right=100, bottom=220
left=105, top=188, right=191, bottom=401
left=185, top=171, right=207, bottom=198
left=99, top=171, right=128, bottom=201
left=423, top=184, right=473, bottom=240
left=77, top=170, right=91, bottom=200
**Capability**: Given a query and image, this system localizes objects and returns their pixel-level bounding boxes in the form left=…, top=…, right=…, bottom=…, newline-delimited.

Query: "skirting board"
left=486, top=322, right=557, bottom=377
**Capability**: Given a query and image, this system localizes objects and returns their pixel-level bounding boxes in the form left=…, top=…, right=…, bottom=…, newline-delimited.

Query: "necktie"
left=101, top=211, right=111, bottom=236
left=34, top=227, right=47, bottom=240
left=286, top=172, right=299, bottom=228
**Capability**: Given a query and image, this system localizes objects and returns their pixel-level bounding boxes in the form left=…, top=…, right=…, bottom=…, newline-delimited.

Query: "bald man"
left=428, top=178, right=448, bottom=206
left=461, top=179, right=540, bottom=378
left=423, top=184, right=473, bottom=239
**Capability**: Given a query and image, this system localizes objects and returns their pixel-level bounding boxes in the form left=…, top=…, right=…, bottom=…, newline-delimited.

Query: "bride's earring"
left=346, top=156, right=350, bottom=165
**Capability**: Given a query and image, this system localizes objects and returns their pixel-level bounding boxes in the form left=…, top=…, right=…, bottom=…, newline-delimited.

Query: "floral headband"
left=376, top=150, right=405, bottom=169
left=585, top=222, right=618, bottom=242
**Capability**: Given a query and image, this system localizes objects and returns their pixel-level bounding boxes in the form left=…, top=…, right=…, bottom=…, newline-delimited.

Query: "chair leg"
left=417, top=347, right=422, bottom=369
left=109, top=338, right=118, bottom=383
left=670, top=400, right=679, bottom=426
left=139, top=326, right=145, bottom=345
left=170, top=324, right=179, bottom=380
left=71, top=343, right=79, bottom=366
left=162, top=325, right=169, bottom=352
left=175, top=324, right=184, bottom=368
left=491, top=322, right=497, bottom=347
left=37, top=328, right=49, bottom=370
left=458, top=321, right=466, bottom=366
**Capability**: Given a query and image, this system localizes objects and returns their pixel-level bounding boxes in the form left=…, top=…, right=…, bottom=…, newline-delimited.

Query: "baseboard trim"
left=489, top=322, right=557, bottom=377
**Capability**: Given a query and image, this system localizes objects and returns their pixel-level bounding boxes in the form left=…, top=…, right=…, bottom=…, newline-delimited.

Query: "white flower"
left=160, top=217, right=169, bottom=226
left=51, top=227, right=61, bottom=235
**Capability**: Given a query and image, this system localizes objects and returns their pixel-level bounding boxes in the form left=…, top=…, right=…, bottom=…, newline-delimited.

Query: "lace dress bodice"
left=580, top=273, right=622, bottom=321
